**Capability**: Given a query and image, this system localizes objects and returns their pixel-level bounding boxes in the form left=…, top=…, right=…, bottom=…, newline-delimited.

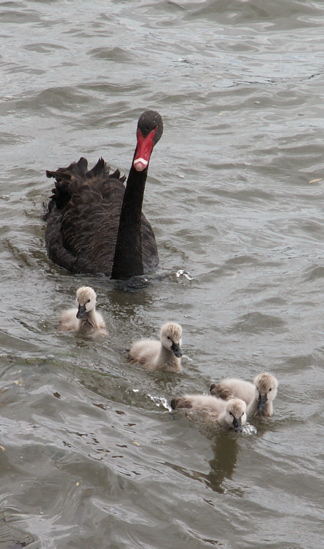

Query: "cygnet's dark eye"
left=87, top=299, right=91, bottom=303
left=268, top=388, right=272, bottom=391
left=167, top=336, right=171, bottom=340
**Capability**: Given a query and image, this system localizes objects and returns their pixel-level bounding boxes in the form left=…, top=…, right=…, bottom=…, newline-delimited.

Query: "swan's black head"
left=138, top=110, right=163, bottom=143
left=133, top=110, right=163, bottom=172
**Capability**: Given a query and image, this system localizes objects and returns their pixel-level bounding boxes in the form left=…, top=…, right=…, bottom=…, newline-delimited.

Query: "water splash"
left=148, top=394, right=172, bottom=411
left=241, top=423, right=257, bottom=436
left=176, top=269, right=193, bottom=281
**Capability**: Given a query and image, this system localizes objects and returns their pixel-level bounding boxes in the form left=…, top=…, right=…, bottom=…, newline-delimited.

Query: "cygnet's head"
left=254, top=373, right=278, bottom=412
left=160, top=322, right=182, bottom=358
left=76, top=286, right=97, bottom=319
left=224, top=399, right=247, bottom=432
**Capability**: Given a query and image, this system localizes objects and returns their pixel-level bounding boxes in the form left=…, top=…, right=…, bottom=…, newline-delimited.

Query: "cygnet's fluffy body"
left=58, top=286, right=107, bottom=336
left=171, top=394, right=247, bottom=432
left=129, top=322, right=183, bottom=372
left=210, top=373, right=278, bottom=417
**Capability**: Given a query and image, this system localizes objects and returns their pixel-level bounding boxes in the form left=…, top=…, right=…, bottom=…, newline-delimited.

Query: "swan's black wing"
left=44, top=157, right=158, bottom=276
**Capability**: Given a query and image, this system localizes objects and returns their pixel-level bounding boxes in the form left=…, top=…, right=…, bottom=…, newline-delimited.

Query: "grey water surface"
left=1, top=0, right=324, bottom=547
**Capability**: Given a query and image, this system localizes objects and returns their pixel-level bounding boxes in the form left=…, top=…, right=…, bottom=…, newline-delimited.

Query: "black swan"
left=44, top=110, right=163, bottom=279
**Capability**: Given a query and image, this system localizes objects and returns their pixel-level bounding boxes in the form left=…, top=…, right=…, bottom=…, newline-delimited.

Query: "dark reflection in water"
left=164, top=426, right=241, bottom=495
left=0, top=512, right=37, bottom=549
left=206, top=431, right=240, bottom=494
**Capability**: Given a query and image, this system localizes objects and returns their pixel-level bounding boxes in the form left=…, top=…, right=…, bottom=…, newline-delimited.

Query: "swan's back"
left=210, top=378, right=255, bottom=404
left=171, top=394, right=227, bottom=414
left=58, top=307, right=79, bottom=332
left=45, top=157, right=158, bottom=276
left=129, top=339, right=161, bottom=369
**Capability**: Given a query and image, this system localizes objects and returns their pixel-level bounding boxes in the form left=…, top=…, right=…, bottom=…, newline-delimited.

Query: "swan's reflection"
left=164, top=427, right=241, bottom=495
left=205, top=430, right=240, bottom=493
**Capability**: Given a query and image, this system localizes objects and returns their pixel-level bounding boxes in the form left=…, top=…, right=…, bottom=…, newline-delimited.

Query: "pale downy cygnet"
left=210, top=373, right=278, bottom=417
left=171, top=394, right=247, bottom=432
left=128, top=322, right=183, bottom=372
left=58, top=286, right=107, bottom=336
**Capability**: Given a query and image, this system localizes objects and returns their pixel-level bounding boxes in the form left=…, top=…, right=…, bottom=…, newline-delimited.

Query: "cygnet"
left=171, top=394, right=247, bottom=432
left=128, top=322, right=183, bottom=372
left=210, top=373, right=278, bottom=417
left=58, top=286, right=107, bottom=336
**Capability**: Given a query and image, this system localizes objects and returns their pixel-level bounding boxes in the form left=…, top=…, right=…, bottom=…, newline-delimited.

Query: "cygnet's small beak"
left=258, top=393, right=268, bottom=411
left=171, top=342, right=182, bottom=358
left=258, top=393, right=268, bottom=412
left=76, top=304, right=87, bottom=319
left=232, top=416, right=243, bottom=433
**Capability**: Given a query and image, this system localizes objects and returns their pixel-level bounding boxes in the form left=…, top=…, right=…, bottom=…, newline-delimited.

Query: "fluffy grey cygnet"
left=129, top=322, right=183, bottom=372
left=210, top=373, right=278, bottom=417
left=171, top=394, right=247, bottom=432
left=58, top=286, right=107, bottom=336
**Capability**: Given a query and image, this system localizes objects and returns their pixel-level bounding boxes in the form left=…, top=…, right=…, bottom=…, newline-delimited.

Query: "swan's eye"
left=87, top=299, right=91, bottom=303
left=268, top=388, right=272, bottom=392
left=167, top=336, right=171, bottom=340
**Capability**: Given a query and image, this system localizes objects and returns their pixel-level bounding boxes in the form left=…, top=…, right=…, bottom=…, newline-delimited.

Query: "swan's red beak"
left=133, top=127, right=157, bottom=172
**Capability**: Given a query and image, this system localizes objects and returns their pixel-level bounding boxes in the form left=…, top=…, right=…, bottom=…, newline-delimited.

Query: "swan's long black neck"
left=111, top=162, right=147, bottom=279
left=110, top=110, right=163, bottom=280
